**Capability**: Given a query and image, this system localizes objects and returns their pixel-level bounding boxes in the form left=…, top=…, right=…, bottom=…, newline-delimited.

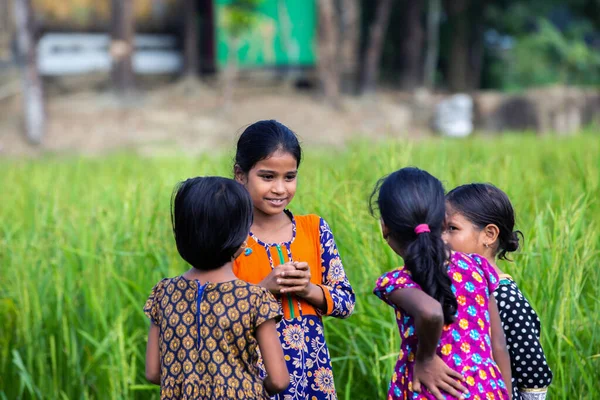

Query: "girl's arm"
left=311, top=218, right=356, bottom=318
left=256, top=319, right=289, bottom=395
left=498, top=284, right=552, bottom=392
left=145, top=322, right=160, bottom=385
left=388, top=288, right=467, bottom=400
left=489, top=295, right=512, bottom=397
left=279, top=218, right=355, bottom=317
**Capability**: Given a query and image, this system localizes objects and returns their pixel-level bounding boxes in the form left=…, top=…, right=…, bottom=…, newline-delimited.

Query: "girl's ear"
left=234, top=165, right=247, bottom=184
left=483, top=224, right=500, bottom=248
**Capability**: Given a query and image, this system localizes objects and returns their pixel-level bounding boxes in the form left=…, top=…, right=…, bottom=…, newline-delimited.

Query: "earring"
left=484, top=243, right=490, bottom=248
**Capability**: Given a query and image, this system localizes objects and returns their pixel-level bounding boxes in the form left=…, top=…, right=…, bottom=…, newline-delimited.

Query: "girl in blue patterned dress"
left=144, top=177, right=289, bottom=399
left=233, top=120, right=356, bottom=399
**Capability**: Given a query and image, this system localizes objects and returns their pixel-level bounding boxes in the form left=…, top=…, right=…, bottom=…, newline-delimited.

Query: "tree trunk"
left=424, top=0, right=441, bottom=89
left=199, top=0, right=216, bottom=74
left=469, top=0, right=487, bottom=90
left=317, top=0, right=340, bottom=106
left=183, top=0, right=199, bottom=78
left=397, top=0, right=424, bottom=91
left=111, top=0, right=135, bottom=94
left=14, top=0, right=45, bottom=144
left=222, top=38, right=239, bottom=112
left=338, top=0, right=361, bottom=94
left=361, top=0, right=394, bottom=94
left=446, top=0, right=470, bottom=92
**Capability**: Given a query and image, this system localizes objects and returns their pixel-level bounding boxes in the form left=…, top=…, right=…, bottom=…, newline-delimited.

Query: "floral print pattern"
left=241, top=213, right=355, bottom=400
left=374, top=252, right=510, bottom=400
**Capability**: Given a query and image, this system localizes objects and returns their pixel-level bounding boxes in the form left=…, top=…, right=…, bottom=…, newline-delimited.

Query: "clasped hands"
left=260, top=261, right=312, bottom=297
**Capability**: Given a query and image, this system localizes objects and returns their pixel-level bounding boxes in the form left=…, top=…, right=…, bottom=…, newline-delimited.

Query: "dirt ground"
left=0, top=75, right=422, bottom=157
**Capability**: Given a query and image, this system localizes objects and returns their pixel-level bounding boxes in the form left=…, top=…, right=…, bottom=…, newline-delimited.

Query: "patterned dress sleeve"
left=254, top=287, right=283, bottom=327
left=317, top=218, right=356, bottom=319
left=373, top=267, right=419, bottom=307
left=495, top=281, right=553, bottom=393
left=469, top=253, right=500, bottom=295
left=143, top=278, right=168, bottom=325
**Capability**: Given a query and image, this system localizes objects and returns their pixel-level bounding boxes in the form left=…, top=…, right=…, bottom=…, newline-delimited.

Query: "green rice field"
left=1, top=134, right=598, bottom=399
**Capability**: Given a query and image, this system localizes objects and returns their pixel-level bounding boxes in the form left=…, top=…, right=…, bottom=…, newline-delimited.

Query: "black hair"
left=446, top=183, right=522, bottom=261
left=171, top=176, right=253, bottom=270
left=370, top=167, right=457, bottom=325
left=234, top=120, right=302, bottom=174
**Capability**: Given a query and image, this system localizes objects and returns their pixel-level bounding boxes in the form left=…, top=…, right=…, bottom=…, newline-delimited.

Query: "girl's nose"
left=271, top=179, right=285, bottom=194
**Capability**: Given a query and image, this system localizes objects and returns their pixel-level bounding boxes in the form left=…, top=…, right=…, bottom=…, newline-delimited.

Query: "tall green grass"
left=1, top=135, right=598, bottom=399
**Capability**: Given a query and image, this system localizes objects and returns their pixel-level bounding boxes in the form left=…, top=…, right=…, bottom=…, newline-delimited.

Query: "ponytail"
left=370, top=167, right=457, bottom=324
left=404, top=232, right=457, bottom=324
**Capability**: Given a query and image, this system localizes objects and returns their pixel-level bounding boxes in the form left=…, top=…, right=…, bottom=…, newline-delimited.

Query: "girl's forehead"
left=445, top=209, right=468, bottom=222
left=254, top=151, right=298, bottom=170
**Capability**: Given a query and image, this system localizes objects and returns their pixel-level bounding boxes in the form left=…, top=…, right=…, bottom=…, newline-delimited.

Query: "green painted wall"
left=215, top=0, right=316, bottom=69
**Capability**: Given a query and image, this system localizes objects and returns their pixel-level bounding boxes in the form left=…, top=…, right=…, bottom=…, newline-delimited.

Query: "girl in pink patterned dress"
left=370, top=168, right=512, bottom=400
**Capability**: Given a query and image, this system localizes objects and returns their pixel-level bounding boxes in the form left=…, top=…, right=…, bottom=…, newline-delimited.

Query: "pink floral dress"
left=374, top=252, right=510, bottom=400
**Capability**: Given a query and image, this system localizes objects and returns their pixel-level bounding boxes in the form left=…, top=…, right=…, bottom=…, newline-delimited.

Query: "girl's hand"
left=259, top=263, right=299, bottom=295
left=413, top=355, right=468, bottom=400
left=279, top=262, right=311, bottom=297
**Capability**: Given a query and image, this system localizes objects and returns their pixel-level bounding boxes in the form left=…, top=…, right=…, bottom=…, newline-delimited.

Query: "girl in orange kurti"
left=233, top=120, right=356, bottom=399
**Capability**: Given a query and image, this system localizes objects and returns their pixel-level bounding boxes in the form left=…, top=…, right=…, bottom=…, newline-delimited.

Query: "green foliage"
left=0, top=134, right=599, bottom=399
left=501, top=18, right=600, bottom=90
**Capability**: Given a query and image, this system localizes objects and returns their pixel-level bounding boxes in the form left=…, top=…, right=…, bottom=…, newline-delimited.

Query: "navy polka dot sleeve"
left=495, top=277, right=553, bottom=400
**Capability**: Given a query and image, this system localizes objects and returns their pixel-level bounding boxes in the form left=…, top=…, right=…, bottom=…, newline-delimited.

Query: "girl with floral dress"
left=444, top=183, right=552, bottom=400
left=233, top=120, right=356, bottom=399
left=371, top=167, right=512, bottom=400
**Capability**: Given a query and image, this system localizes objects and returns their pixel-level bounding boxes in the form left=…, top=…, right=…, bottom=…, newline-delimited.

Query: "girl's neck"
left=182, top=262, right=237, bottom=284
left=251, top=209, right=293, bottom=244
left=484, top=255, right=504, bottom=276
left=252, top=208, right=290, bottom=230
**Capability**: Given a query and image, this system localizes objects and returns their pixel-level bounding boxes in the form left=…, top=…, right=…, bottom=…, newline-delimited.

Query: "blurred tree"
left=442, top=0, right=490, bottom=92
left=14, top=0, right=45, bottom=144
left=396, top=0, right=424, bottom=91
left=424, top=0, right=441, bottom=89
left=358, top=0, right=599, bottom=92
left=317, top=0, right=341, bottom=105
left=444, top=0, right=470, bottom=92
left=182, top=0, right=199, bottom=78
left=338, top=0, right=361, bottom=93
left=111, top=0, right=135, bottom=95
left=483, top=0, right=600, bottom=90
left=361, top=0, right=395, bottom=94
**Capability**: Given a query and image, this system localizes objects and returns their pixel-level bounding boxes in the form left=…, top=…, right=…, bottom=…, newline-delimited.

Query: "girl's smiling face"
left=236, top=150, right=298, bottom=217
left=442, top=205, right=487, bottom=256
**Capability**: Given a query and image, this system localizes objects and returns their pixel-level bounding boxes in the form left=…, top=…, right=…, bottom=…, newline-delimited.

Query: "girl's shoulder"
left=450, top=252, right=494, bottom=273
left=293, top=212, right=323, bottom=229
left=450, top=251, right=485, bottom=268
left=494, top=276, right=529, bottom=303
left=373, top=266, right=420, bottom=299
left=450, top=252, right=500, bottom=292
left=148, top=277, right=176, bottom=296
left=290, top=211, right=331, bottom=241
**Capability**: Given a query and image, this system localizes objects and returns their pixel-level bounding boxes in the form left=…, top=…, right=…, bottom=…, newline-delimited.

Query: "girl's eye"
left=448, top=226, right=458, bottom=231
left=285, top=175, right=297, bottom=181
left=261, top=175, right=274, bottom=180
